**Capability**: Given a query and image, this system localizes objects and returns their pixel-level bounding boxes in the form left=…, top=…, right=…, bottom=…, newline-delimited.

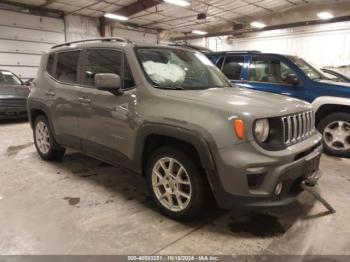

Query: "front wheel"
left=34, top=115, right=65, bottom=161
left=318, top=113, right=350, bottom=158
left=146, top=147, right=207, bottom=221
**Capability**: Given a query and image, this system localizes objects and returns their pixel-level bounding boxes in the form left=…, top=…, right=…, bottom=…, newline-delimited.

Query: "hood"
left=165, top=87, right=311, bottom=119
left=319, top=79, right=350, bottom=87
left=0, top=84, right=30, bottom=98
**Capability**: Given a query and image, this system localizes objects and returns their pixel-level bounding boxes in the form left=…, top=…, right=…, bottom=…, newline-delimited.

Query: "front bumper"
left=208, top=133, right=323, bottom=209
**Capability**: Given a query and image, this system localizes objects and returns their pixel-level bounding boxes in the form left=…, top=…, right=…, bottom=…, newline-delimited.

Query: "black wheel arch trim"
left=27, top=100, right=56, bottom=137
left=133, top=122, right=217, bottom=173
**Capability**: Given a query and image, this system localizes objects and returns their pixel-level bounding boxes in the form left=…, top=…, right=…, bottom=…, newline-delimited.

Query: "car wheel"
left=146, top=146, right=207, bottom=221
left=318, top=113, right=350, bottom=158
left=34, top=115, right=65, bottom=161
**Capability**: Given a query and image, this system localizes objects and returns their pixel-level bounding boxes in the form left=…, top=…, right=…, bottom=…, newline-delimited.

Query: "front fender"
left=133, top=122, right=217, bottom=173
left=312, top=96, right=350, bottom=113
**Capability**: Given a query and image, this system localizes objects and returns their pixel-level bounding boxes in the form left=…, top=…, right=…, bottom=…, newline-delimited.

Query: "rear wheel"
left=146, top=146, right=207, bottom=221
left=34, top=115, right=65, bottom=161
left=318, top=113, right=350, bottom=158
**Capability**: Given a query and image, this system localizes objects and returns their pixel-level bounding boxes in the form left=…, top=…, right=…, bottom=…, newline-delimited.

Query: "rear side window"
left=55, top=51, right=80, bottom=84
left=46, top=54, right=55, bottom=76
left=249, top=56, right=295, bottom=84
left=83, top=49, right=134, bottom=89
left=222, top=56, right=244, bottom=80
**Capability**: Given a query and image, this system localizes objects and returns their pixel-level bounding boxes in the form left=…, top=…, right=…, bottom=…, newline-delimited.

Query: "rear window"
left=55, top=51, right=80, bottom=84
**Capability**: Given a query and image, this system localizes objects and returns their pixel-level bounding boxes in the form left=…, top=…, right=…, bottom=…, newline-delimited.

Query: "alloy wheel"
left=323, top=120, right=350, bottom=151
left=151, top=157, right=192, bottom=212
left=35, top=121, right=51, bottom=154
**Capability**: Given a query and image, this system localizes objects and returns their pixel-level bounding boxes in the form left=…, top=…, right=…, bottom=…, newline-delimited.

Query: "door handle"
left=78, top=97, right=91, bottom=104
left=45, top=90, right=56, bottom=96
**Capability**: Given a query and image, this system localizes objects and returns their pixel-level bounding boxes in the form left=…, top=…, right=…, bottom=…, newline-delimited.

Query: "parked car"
left=27, top=38, right=322, bottom=221
left=321, top=68, right=350, bottom=83
left=23, top=78, right=35, bottom=89
left=207, top=51, right=350, bottom=157
left=0, top=70, right=30, bottom=119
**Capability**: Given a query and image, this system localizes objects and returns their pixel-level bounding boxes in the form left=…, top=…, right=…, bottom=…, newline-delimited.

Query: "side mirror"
left=284, top=74, right=299, bottom=86
left=95, top=73, right=123, bottom=95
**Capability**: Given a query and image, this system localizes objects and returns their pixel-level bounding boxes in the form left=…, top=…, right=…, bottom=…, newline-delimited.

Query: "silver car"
left=27, top=38, right=323, bottom=221
left=0, top=70, right=30, bottom=119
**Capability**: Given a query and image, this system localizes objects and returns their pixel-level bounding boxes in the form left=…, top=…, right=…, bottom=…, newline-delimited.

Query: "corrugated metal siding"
left=0, top=9, right=65, bottom=80
left=190, top=21, right=350, bottom=68
left=112, top=27, right=157, bottom=44
left=64, top=14, right=105, bottom=41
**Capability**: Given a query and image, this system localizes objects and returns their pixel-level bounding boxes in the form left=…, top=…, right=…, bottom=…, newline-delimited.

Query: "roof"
left=48, top=37, right=200, bottom=53
left=51, top=37, right=132, bottom=49
left=205, top=51, right=299, bottom=58
left=206, top=51, right=262, bottom=55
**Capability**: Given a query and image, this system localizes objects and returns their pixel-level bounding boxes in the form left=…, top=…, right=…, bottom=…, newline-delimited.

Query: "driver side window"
left=249, top=57, right=297, bottom=85
left=82, top=49, right=135, bottom=89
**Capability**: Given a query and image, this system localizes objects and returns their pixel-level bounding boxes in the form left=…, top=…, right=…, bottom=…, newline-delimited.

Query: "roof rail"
left=229, top=50, right=261, bottom=53
left=51, top=37, right=132, bottom=49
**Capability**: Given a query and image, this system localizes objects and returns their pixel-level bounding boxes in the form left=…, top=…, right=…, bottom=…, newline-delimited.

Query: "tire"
left=146, top=146, right=207, bottom=221
left=33, top=115, right=65, bottom=161
left=317, top=112, right=350, bottom=158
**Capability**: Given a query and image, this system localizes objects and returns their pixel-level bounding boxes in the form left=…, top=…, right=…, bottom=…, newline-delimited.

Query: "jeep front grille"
left=281, top=111, right=315, bottom=145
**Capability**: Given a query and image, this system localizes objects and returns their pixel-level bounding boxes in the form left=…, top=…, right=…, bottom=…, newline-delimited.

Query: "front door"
left=76, top=48, right=137, bottom=165
left=244, top=55, right=306, bottom=100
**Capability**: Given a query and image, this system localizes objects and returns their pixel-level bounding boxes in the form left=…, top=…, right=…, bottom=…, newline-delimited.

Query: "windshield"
left=0, top=71, right=22, bottom=85
left=288, top=56, right=329, bottom=81
left=136, top=48, right=231, bottom=90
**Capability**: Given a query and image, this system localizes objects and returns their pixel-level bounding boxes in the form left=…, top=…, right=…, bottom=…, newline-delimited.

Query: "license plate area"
left=303, top=155, right=320, bottom=179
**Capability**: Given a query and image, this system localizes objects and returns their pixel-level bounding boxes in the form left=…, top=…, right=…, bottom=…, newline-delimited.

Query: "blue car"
left=207, top=51, right=350, bottom=158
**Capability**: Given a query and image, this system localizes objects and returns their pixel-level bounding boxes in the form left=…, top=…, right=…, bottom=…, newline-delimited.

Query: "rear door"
left=45, top=50, right=82, bottom=148
left=244, top=55, right=306, bottom=99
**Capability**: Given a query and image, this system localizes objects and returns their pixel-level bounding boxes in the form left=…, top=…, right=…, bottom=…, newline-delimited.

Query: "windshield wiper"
left=154, top=85, right=185, bottom=90
left=314, top=76, right=330, bottom=81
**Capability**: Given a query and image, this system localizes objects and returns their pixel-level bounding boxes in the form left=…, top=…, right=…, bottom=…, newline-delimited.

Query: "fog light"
left=274, top=182, right=283, bottom=196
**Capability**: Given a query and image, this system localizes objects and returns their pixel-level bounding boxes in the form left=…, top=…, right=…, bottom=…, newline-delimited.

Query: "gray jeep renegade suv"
left=27, top=38, right=323, bottom=221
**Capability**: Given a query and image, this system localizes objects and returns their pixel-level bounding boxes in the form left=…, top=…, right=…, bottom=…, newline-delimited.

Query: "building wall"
left=190, top=21, right=350, bottom=68
left=64, top=14, right=108, bottom=41
left=112, top=27, right=158, bottom=44
left=0, top=9, right=64, bottom=80
left=0, top=10, right=158, bottom=80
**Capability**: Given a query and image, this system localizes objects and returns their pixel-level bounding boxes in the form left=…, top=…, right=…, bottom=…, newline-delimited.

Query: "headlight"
left=254, top=119, right=270, bottom=142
